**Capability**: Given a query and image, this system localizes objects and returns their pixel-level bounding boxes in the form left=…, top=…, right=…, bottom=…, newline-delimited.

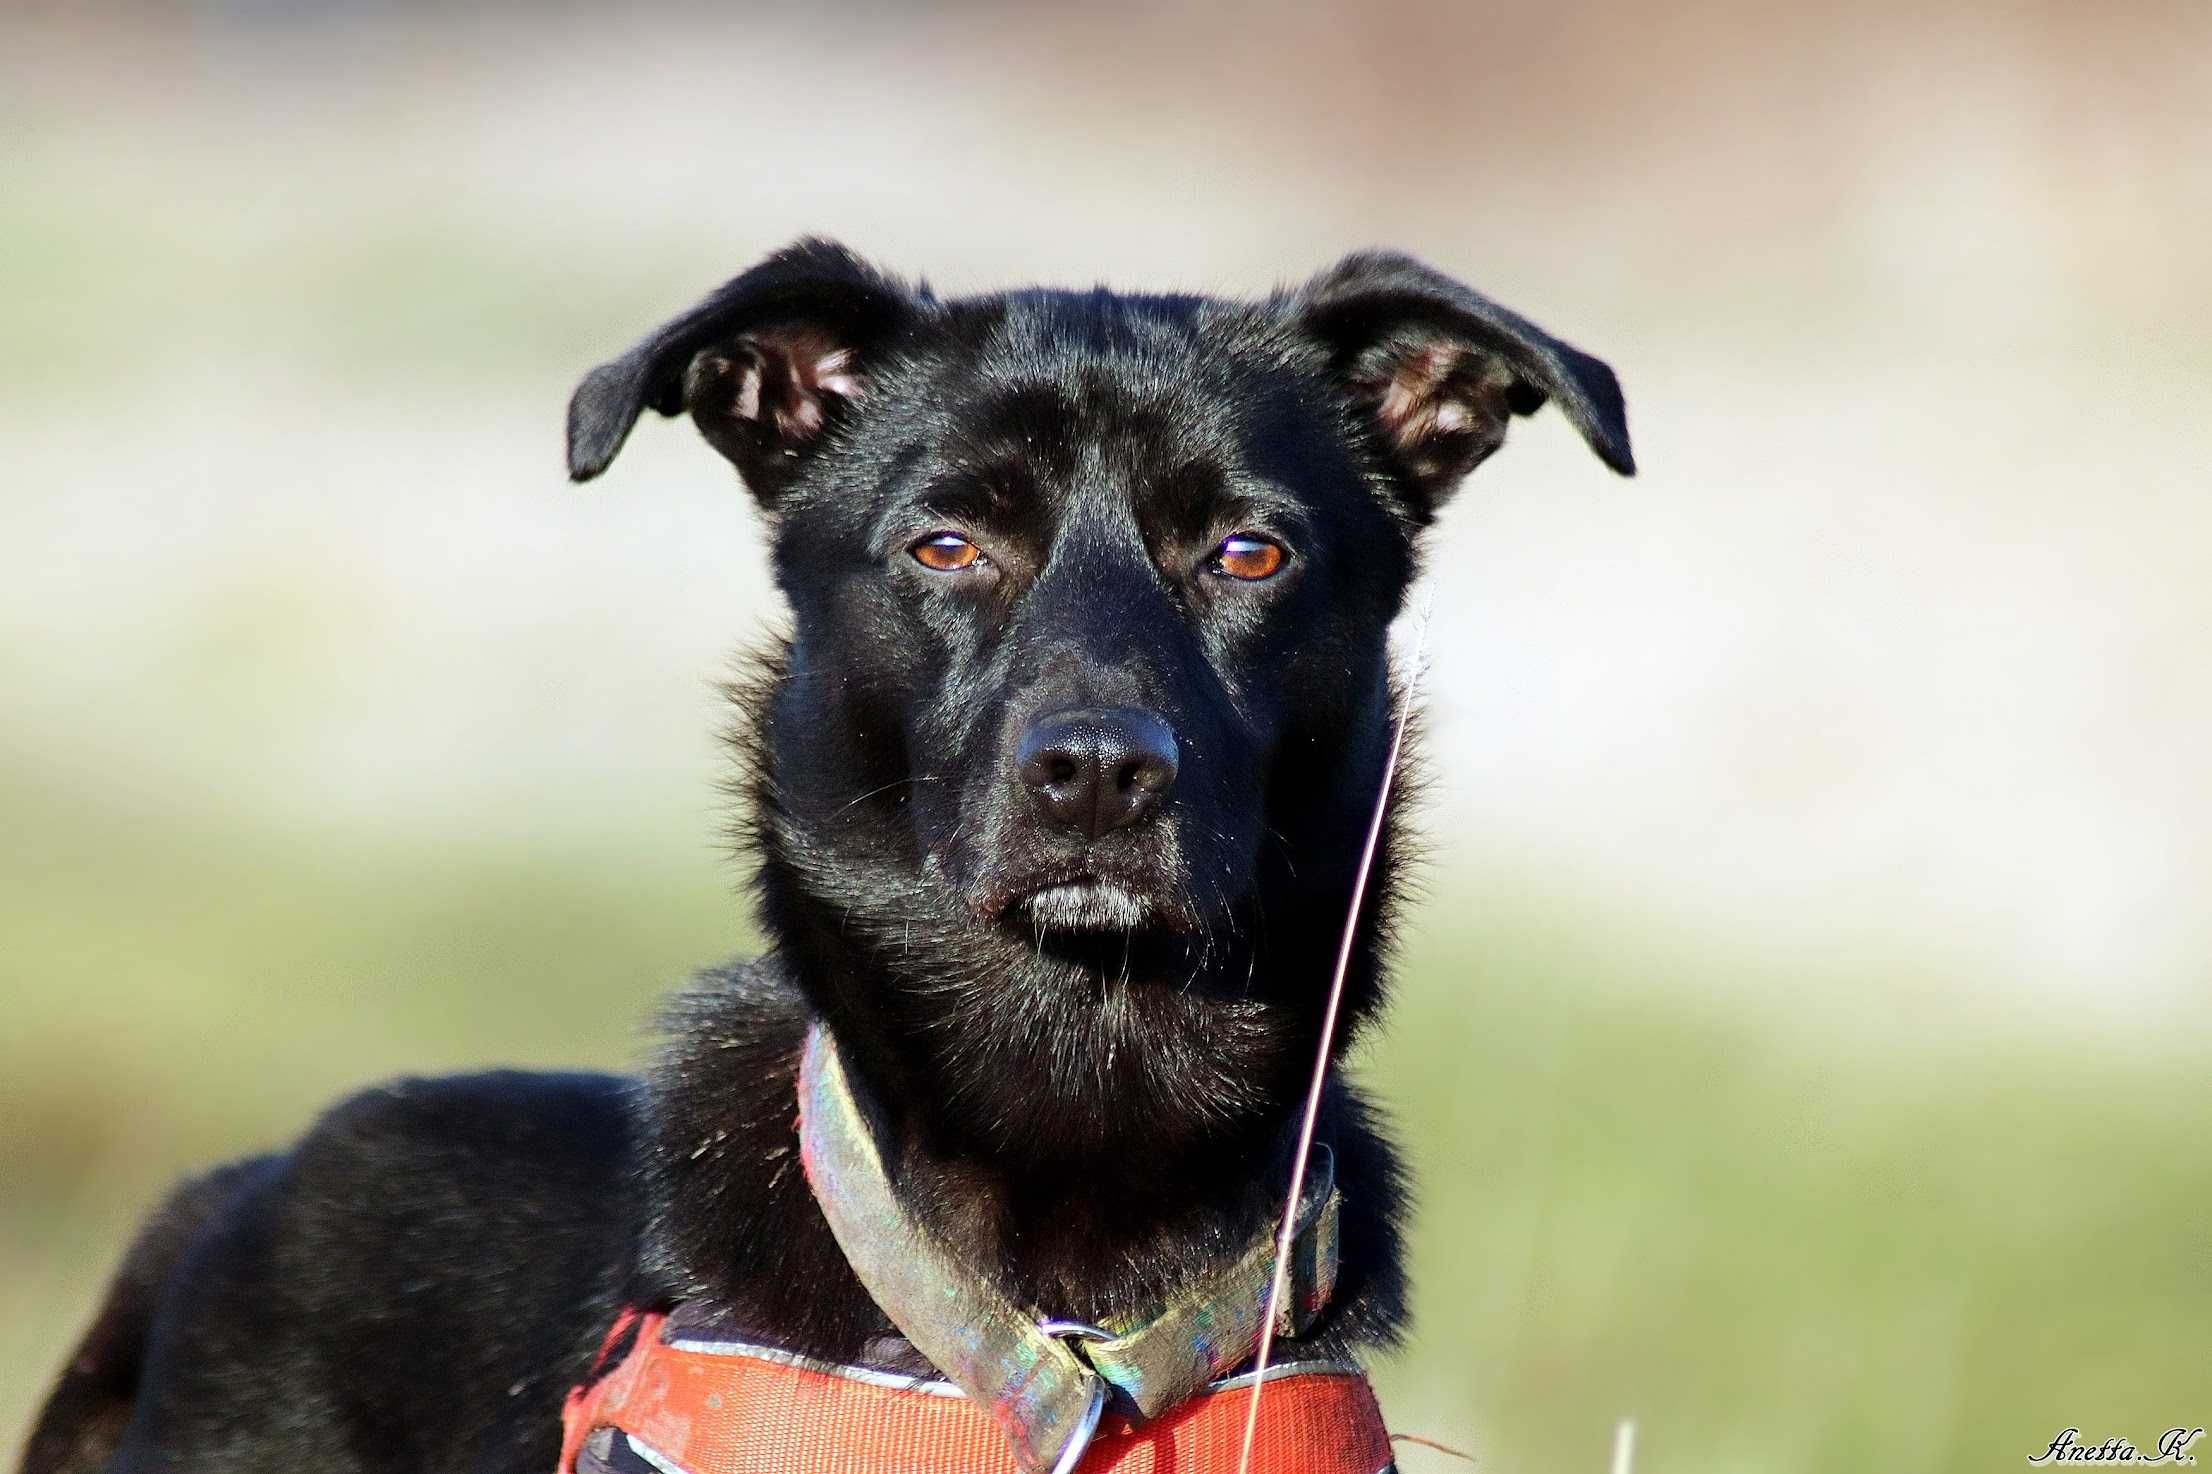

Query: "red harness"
left=560, top=1311, right=1397, bottom=1474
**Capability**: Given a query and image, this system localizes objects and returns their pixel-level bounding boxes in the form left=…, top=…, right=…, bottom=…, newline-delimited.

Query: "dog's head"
left=574, top=240, right=1629, bottom=1164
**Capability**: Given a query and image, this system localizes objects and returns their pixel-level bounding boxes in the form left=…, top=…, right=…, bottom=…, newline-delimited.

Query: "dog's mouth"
left=980, top=871, right=1204, bottom=936
left=1011, top=879, right=1160, bottom=933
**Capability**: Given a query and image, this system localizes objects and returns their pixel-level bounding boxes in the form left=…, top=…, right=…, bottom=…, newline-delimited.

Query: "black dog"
left=22, top=241, right=1630, bottom=1474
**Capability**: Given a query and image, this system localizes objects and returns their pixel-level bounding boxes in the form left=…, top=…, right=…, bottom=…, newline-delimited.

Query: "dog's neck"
left=640, top=949, right=1405, bottom=1357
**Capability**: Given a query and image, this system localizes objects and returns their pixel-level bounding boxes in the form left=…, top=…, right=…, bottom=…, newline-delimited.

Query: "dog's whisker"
left=833, top=773, right=945, bottom=816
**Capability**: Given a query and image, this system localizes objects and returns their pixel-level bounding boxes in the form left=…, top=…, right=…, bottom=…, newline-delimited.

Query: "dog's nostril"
left=1116, top=754, right=1170, bottom=794
left=1015, top=706, right=1179, bottom=839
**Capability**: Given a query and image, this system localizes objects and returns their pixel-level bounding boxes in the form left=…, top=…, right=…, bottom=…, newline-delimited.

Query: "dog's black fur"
left=21, top=241, right=1629, bottom=1474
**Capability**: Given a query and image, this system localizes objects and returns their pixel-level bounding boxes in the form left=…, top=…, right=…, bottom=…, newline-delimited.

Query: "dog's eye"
left=1207, top=533, right=1287, bottom=581
left=910, top=532, right=984, bottom=572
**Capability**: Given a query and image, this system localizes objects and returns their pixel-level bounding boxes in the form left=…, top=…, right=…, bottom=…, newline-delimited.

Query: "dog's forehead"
left=908, top=289, right=1319, bottom=480
left=957, top=285, right=1222, bottom=353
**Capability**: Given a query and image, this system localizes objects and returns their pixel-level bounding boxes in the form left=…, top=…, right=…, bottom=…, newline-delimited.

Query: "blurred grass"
left=1373, top=911, right=2211, bottom=1471
left=4, top=761, right=2204, bottom=1471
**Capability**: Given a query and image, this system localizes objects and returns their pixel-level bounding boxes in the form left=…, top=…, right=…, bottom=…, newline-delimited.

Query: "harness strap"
left=558, top=1316, right=1396, bottom=1474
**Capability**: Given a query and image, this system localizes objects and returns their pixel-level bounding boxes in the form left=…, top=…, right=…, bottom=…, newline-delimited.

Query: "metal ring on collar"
left=1038, top=1320, right=1113, bottom=1474
left=1037, top=1318, right=1115, bottom=1344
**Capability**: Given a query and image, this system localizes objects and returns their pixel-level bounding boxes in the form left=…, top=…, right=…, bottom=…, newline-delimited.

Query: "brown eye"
left=1209, top=533, right=1286, bottom=581
left=910, top=532, right=982, bottom=572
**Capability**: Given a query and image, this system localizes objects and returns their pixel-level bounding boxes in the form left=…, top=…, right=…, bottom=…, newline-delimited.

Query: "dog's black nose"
left=1016, top=707, right=1180, bottom=839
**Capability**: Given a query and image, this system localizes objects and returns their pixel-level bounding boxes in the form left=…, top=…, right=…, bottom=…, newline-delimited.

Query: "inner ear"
left=1293, top=249, right=1633, bottom=521
left=565, top=238, right=916, bottom=494
left=684, top=322, right=870, bottom=488
left=1351, top=334, right=1543, bottom=497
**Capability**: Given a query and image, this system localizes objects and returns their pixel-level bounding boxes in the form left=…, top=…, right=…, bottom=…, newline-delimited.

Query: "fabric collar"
left=796, top=1021, right=1342, bottom=1474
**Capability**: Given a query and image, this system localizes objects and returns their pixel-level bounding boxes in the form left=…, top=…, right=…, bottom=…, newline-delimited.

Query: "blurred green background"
left=4, top=4, right=2208, bottom=1470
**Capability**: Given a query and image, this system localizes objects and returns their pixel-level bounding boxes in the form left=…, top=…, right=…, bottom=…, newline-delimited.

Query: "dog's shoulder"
left=79, top=1071, right=649, bottom=1471
left=281, top=1069, right=651, bottom=1393
left=264, top=1068, right=647, bottom=1290
left=290, top=1067, right=640, bottom=1198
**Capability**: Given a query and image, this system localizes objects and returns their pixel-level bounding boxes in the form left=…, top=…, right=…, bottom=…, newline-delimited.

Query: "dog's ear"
left=1294, top=251, right=1633, bottom=519
left=566, top=238, right=917, bottom=500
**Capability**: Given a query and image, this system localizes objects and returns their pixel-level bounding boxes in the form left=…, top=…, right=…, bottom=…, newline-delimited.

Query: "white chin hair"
left=1018, top=881, right=1154, bottom=932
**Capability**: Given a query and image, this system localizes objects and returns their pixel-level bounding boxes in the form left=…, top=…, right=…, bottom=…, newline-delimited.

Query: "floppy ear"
left=566, top=238, right=917, bottom=500
left=1295, top=251, right=1634, bottom=519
